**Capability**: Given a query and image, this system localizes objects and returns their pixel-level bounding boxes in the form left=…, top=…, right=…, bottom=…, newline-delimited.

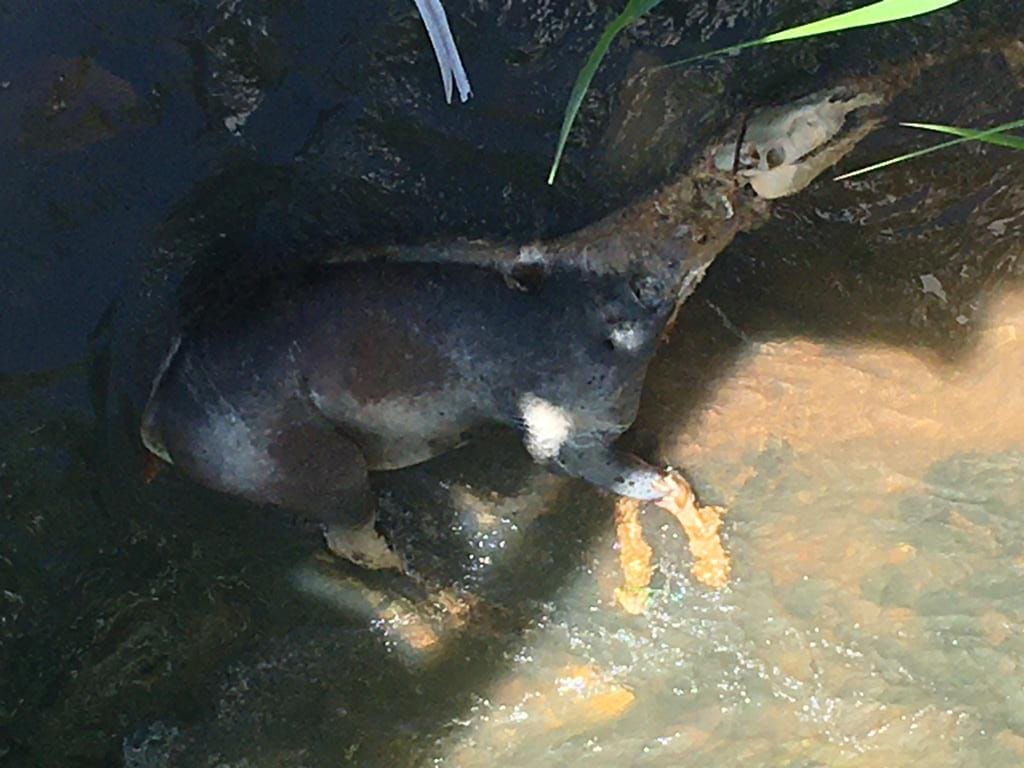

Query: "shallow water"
left=2, top=1, right=1024, bottom=766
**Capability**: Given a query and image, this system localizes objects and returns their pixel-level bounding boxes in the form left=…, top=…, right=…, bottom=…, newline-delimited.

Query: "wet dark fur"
left=142, top=259, right=678, bottom=549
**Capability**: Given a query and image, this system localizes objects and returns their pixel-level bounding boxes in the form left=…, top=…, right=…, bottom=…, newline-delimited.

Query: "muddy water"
left=439, top=289, right=1024, bottom=767
left=3, top=1, right=1024, bottom=766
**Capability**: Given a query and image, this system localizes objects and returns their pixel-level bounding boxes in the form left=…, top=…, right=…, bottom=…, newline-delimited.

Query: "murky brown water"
left=3, top=2, right=1024, bottom=766
left=430, top=285, right=1024, bottom=767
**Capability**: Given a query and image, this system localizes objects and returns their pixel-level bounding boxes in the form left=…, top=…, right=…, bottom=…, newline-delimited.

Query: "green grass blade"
left=760, top=0, right=961, bottom=43
left=835, top=117, right=1024, bottom=181
left=900, top=121, right=1024, bottom=150
left=551, top=0, right=967, bottom=184
left=661, top=0, right=964, bottom=70
left=547, top=0, right=664, bottom=185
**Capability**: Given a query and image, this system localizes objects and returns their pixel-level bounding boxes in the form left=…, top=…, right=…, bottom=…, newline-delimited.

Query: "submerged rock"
left=6, top=57, right=140, bottom=153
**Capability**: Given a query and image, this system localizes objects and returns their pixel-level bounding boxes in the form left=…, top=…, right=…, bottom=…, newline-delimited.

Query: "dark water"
left=2, top=1, right=1024, bottom=765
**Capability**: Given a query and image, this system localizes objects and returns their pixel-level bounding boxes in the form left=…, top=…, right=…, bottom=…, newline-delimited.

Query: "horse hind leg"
left=165, top=401, right=401, bottom=571
left=263, top=419, right=402, bottom=570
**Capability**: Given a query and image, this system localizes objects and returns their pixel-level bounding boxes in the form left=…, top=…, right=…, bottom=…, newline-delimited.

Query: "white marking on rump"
left=520, top=394, right=573, bottom=461
left=195, top=413, right=269, bottom=494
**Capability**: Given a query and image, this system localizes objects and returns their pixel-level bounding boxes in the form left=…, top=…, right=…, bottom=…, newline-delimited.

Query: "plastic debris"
left=412, top=0, right=472, bottom=103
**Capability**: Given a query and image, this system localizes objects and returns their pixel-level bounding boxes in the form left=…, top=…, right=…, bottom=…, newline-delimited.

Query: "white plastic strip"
left=412, top=0, right=473, bottom=103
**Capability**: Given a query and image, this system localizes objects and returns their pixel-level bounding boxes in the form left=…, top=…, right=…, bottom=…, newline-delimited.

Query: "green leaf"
left=662, top=0, right=964, bottom=69
left=547, top=0, right=664, bottom=185
left=834, top=118, right=1024, bottom=181
left=760, top=0, right=962, bottom=43
left=899, top=121, right=1024, bottom=150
